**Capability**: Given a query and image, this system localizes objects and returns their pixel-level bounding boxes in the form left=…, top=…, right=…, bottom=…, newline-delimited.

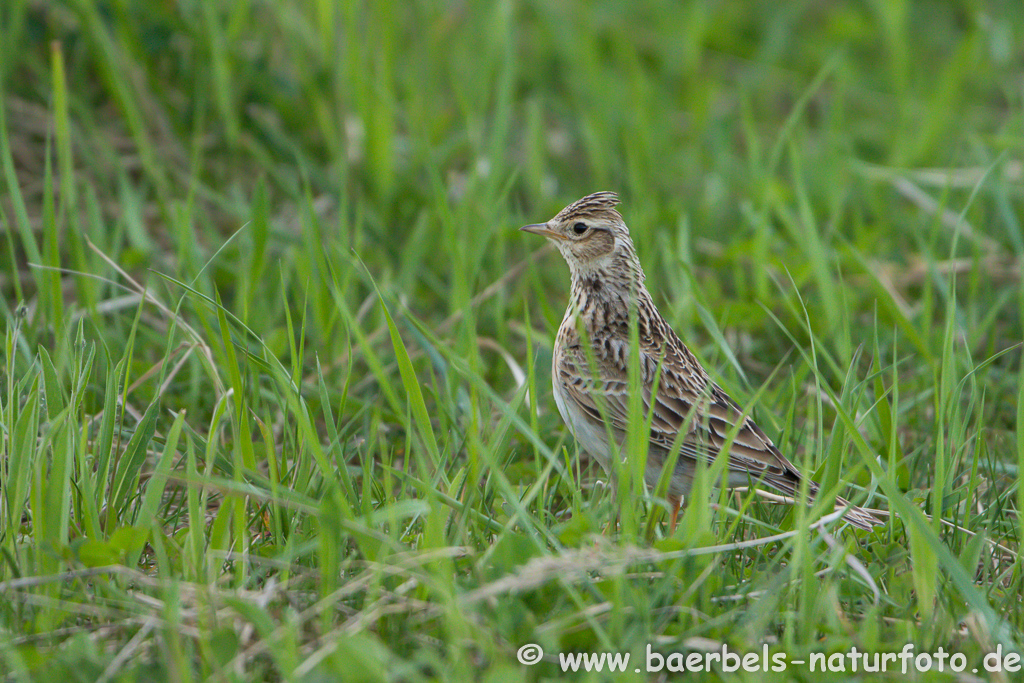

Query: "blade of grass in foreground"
left=379, top=294, right=443, bottom=472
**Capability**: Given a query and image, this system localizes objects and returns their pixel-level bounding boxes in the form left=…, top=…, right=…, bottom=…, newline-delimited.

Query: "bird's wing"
left=556, top=337, right=798, bottom=480
left=557, top=335, right=880, bottom=529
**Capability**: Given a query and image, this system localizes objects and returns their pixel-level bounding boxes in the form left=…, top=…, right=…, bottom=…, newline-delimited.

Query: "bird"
left=521, top=191, right=880, bottom=532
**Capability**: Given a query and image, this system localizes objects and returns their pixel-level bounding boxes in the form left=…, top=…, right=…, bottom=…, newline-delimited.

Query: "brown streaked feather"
left=557, top=338, right=878, bottom=530
left=557, top=336, right=780, bottom=478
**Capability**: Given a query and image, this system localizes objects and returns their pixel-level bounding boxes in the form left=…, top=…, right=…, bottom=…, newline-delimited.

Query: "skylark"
left=522, top=191, right=880, bottom=532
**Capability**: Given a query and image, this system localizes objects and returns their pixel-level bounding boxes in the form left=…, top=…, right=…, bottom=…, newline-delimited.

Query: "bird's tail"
left=833, top=494, right=883, bottom=531
left=764, top=474, right=882, bottom=530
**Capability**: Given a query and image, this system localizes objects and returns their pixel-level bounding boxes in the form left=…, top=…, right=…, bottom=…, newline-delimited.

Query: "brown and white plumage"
left=522, top=191, right=880, bottom=531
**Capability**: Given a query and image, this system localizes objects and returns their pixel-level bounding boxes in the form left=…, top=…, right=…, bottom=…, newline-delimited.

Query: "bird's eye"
left=572, top=222, right=588, bottom=235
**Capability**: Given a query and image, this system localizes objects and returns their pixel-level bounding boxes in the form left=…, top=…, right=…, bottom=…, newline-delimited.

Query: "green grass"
left=1, top=1, right=1023, bottom=680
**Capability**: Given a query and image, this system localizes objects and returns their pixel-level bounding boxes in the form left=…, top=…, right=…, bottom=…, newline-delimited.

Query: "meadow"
left=1, top=1, right=1023, bottom=680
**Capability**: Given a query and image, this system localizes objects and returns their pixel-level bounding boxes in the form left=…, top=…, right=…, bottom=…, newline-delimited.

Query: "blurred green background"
left=1, top=0, right=1023, bottom=680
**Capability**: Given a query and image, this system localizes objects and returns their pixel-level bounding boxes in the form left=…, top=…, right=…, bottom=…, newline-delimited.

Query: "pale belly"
left=552, top=373, right=613, bottom=471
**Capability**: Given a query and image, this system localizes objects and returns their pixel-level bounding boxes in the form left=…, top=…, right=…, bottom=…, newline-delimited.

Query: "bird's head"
left=520, top=191, right=643, bottom=284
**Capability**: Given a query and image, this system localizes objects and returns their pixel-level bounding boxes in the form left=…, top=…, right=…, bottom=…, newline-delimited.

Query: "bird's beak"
left=520, top=223, right=564, bottom=240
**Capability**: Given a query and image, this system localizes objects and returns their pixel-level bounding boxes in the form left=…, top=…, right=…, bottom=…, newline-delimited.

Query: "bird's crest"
left=554, top=191, right=621, bottom=224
